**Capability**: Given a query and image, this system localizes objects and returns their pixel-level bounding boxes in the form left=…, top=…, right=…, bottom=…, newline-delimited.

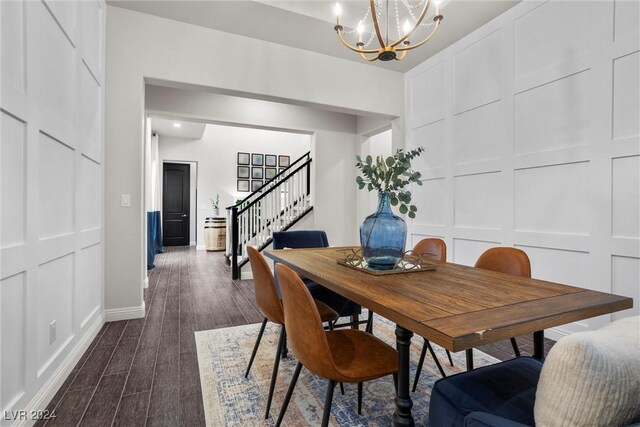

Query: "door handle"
left=182, top=214, right=188, bottom=217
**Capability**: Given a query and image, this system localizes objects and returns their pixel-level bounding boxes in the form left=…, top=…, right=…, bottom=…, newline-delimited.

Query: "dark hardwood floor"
left=37, top=247, right=554, bottom=426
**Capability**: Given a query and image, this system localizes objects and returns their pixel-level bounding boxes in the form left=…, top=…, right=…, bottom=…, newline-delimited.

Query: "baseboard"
left=143, top=276, right=149, bottom=289
left=15, top=313, right=105, bottom=427
left=190, top=241, right=197, bottom=246
left=104, top=301, right=146, bottom=322
left=196, top=244, right=206, bottom=251
left=545, top=327, right=568, bottom=342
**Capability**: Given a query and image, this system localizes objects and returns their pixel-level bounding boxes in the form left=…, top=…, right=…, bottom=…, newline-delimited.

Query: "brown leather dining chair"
left=245, top=246, right=340, bottom=419
left=274, top=263, right=399, bottom=427
left=473, top=247, right=531, bottom=359
left=410, top=238, right=455, bottom=392
left=413, top=245, right=533, bottom=391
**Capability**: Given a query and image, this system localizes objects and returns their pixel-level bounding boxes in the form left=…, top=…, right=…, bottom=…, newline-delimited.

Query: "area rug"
left=195, top=315, right=499, bottom=426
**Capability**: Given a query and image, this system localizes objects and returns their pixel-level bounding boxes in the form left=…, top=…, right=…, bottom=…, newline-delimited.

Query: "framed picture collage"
left=237, top=152, right=291, bottom=192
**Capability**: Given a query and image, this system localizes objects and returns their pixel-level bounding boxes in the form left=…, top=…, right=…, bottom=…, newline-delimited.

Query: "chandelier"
left=333, top=0, right=444, bottom=62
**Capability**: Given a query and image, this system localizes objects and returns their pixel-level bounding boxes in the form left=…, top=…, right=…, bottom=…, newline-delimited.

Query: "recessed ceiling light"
left=173, top=123, right=182, bottom=128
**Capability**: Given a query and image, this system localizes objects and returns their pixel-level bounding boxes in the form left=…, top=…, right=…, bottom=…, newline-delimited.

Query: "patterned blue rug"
left=195, top=315, right=499, bottom=426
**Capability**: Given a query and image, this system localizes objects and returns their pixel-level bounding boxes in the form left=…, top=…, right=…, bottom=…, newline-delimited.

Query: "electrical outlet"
left=49, top=320, right=56, bottom=344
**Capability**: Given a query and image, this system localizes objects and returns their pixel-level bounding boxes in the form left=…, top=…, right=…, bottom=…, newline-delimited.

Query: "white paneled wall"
left=406, top=0, right=639, bottom=338
left=0, top=0, right=105, bottom=418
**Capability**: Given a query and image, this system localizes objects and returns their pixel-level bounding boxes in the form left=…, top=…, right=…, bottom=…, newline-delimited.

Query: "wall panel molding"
left=12, top=314, right=104, bottom=427
left=0, top=0, right=105, bottom=416
left=408, top=61, right=445, bottom=128
left=406, top=0, right=639, bottom=337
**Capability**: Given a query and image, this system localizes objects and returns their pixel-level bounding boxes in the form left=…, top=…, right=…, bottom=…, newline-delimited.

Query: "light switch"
left=121, top=194, right=131, bottom=207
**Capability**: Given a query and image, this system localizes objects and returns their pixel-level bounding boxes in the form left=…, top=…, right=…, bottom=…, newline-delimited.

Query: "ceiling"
left=150, top=117, right=207, bottom=138
left=107, top=0, right=520, bottom=72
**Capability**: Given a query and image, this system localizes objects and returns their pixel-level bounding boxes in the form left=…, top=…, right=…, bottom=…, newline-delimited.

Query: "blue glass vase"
left=360, top=192, right=407, bottom=270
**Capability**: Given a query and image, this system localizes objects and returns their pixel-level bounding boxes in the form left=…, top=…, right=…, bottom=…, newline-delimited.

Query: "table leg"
left=351, top=314, right=359, bottom=330
left=393, top=325, right=415, bottom=427
left=465, top=349, right=474, bottom=371
left=533, top=330, right=545, bottom=360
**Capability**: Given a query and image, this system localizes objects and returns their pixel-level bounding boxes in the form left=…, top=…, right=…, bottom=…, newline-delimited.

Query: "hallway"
left=38, top=248, right=261, bottom=426
left=38, top=247, right=553, bottom=426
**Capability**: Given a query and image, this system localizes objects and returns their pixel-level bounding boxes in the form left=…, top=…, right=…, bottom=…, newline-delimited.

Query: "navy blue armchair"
left=429, top=357, right=541, bottom=427
left=429, top=316, right=640, bottom=427
left=272, top=230, right=361, bottom=318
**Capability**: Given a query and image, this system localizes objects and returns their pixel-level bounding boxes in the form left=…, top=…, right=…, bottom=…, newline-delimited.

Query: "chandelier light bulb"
left=357, top=21, right=364, bottom=34
left=403, top=19, right=412, bottom=34
left=334, top=2, right=342, bottom=17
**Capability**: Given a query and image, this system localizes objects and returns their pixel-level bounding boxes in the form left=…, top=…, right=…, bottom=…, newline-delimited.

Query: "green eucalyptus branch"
left=355, top=147, right=425, bottom=219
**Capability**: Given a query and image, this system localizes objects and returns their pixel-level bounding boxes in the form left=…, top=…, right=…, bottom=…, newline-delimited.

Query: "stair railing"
left=226, top=152, right=312, bottom=279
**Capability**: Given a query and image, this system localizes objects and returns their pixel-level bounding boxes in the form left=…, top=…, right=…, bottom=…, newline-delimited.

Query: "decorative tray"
left=336, top=248, right=437, bottom=276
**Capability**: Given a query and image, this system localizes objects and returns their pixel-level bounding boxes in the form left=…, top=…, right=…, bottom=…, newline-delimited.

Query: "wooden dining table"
left=265, top=246, right=633, bottom=427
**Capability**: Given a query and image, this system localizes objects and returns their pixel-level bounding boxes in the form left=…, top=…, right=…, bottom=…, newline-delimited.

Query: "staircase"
left=225, top=152, right=313, bottom=279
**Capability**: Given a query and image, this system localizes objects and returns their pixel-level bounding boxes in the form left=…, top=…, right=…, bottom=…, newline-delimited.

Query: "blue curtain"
left=147, top=130, right=163, bottom=269
left=147, top=211, right=163, bottom=269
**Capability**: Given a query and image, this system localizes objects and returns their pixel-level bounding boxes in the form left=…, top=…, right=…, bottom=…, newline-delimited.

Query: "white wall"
left=188, top=161, right=197, bottom=245
left=357, top=130, right=394, bottom=222
left=105, top=5, right=402, bottom=315
left=158, top=124, right=311, bottom=248
left=405, top=0, right=640, bottom=338
left=0, top=0, right=105, bottom=419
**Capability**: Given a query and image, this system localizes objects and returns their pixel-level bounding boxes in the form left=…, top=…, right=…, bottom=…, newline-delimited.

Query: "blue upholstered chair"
left=273, top=229, right=330, bottom=249
left=430, top=357, right=541, bottom=427
left=429, top=316, right=640, bottom=427
left=272, top=230, right=361, bottom=320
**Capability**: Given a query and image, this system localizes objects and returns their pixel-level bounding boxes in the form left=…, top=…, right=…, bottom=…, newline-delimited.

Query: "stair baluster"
left=226, top=152, right=314, bottom=279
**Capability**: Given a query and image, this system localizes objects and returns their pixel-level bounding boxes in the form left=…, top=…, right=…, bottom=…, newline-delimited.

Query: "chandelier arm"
left=395, top=18, right=441, bottom=51
left=335, top=29, right=380, bottom=54
left=395, top=49, right=409, bottom=60
left=370, top=0, right=387, bottom=48
left=389, top=0, right=430, bottom=48
left=359, top=52, right=380, bottom=61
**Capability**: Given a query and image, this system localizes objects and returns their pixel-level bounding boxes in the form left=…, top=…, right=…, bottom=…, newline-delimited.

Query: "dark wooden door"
left=163, top=163, right=190, bottom=246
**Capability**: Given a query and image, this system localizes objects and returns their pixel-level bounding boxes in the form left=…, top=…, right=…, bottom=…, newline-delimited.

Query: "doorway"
left=358, top=129, right=393, bottom=219
left=163, top=162, right=191, bottom=246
